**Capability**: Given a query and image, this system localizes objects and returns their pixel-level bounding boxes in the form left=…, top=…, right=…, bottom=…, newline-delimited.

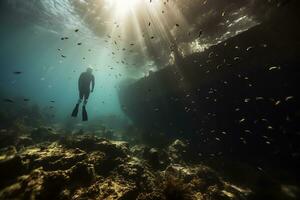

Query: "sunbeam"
left=104, top=0, right=140, bottom=16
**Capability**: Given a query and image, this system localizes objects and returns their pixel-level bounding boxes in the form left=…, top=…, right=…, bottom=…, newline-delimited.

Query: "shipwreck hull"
left=119, top=2, right=300, bottom=164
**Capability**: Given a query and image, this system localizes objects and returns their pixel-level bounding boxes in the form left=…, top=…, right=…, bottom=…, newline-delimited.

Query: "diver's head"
left=86, top=67, right=93, bottom=74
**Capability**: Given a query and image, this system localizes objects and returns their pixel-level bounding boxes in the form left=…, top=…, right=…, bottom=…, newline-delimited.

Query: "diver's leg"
left=82, top=92, right=89, bottom=121
left=79, top=90, right=84, bottom=103
left=84, top=90, right=90, bottom=105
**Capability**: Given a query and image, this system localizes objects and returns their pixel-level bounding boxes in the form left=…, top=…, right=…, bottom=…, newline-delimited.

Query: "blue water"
left=0, top=6, right=133, bottom=128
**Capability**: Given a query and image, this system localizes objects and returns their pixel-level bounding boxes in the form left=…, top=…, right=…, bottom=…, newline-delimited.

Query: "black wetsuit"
left=78, top=72, right=95, bottom=100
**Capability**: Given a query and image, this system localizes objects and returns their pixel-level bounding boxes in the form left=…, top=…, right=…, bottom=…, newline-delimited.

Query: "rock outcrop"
left=0, top=133, right=257, bottom=200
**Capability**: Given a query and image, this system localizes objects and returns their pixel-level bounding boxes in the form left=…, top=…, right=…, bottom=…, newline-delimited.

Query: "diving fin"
left=71, top=104, right=79, bottom=117
left=82, top=106, right=88, bottom=121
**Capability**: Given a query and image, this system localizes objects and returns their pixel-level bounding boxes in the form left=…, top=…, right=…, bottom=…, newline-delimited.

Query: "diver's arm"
left=91, top=75, right=95, bottom=92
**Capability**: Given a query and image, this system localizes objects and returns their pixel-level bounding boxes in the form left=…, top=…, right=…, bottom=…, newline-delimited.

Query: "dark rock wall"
left=118, top=1, right=300, bottom=166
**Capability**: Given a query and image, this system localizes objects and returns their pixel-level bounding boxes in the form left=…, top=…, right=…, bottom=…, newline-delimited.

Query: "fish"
left=3, top=99, right=14, bottom=103
left=269, top=66, right=280, bottom=71
left=285, top=96, right=294, bottom=101
left=246, top=46, right=254, bottom=51
left=13, top=71, right=22, bottom=74
left=199, top=30, right=203, bottom=37
left=23, top=99, right=30, bottom=102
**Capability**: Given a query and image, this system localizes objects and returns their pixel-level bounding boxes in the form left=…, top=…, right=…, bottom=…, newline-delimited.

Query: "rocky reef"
left=1, top=127, right=298, bottom=200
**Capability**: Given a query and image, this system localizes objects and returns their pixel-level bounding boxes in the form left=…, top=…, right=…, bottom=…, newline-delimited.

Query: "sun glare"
left=105, top=0, right=139, bottom=15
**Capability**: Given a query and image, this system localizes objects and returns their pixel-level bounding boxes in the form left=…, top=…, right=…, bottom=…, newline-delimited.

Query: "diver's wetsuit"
left=78, top=72, right=95, bottom=101
left=71, top=71, right=95, bottom=121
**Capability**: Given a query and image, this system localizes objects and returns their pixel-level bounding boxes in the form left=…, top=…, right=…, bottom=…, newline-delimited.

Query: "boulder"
left=168, top=139, right=188, bottom=163
left=98, top=178, right=138, bottom=200
left=69, top=162, right=95, bottom=184
left=17, top=136, right=33, bottom=147
left=0, top=129, right=18, bottom=148
left=0, top=146, right=25, bottom=186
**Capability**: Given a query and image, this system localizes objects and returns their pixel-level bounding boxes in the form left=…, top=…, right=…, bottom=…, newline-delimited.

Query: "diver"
left=71, top=67, right=95, bottom=121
